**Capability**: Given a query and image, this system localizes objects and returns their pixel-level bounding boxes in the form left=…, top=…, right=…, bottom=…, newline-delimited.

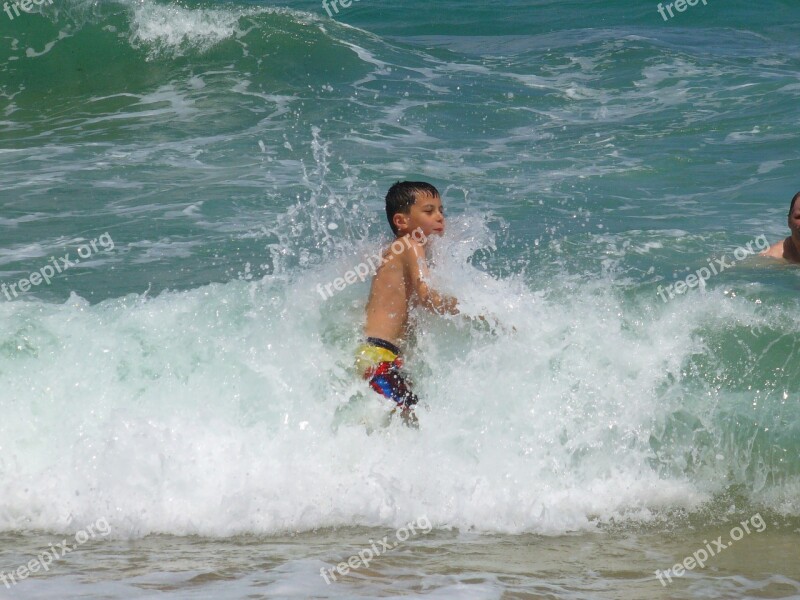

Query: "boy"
left=354, top=181, right=461, bottom=424
left=762, top=191, right=800, bottom=263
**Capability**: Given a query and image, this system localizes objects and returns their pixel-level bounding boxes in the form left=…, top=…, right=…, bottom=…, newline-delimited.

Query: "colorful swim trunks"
left=355, top=337, right=419, bottom=410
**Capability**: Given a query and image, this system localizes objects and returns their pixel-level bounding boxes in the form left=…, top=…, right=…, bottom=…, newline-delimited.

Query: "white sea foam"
left=125, top=0, right=320, bottom=58
left=7, top=214, right=796, bottom=540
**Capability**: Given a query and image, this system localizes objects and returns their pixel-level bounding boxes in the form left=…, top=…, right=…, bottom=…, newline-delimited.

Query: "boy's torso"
left=364, top=241, right=418, bottom=345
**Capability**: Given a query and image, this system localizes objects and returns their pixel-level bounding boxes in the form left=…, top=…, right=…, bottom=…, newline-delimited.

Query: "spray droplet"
left=327, top=223, right=338, bottom=230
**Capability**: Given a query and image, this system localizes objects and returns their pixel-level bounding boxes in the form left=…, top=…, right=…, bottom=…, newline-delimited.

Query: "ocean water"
left=1, top=0, right=800, bottom=598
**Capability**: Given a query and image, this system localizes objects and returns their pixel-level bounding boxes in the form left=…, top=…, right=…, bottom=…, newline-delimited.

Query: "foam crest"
left=128, top=0, right=247, bottom=57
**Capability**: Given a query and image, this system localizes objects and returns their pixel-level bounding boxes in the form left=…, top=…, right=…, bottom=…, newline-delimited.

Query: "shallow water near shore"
left=1, top=519, right=799, bottom=599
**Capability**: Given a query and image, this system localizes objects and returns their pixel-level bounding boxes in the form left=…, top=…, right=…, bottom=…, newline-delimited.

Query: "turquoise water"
left=1, top=0, right=799, bottom=597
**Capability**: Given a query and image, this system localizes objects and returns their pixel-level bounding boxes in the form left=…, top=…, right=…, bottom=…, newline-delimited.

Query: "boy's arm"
left=404, top=238, right=513, bottom=332
left=406, top=240, right=460, bottom=315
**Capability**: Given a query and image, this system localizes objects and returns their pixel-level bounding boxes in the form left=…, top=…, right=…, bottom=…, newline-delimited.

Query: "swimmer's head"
left=789, top=190, right=800, bottom=216
left=385, top=181, right=444, bottom=239
left=789, top=191, right=800, bottom=239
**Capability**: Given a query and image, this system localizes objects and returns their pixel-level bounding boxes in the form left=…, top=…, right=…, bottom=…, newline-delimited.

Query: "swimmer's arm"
left=404, top=241, right=514, bottom=331
left=406, top=242, right=460, bottom=315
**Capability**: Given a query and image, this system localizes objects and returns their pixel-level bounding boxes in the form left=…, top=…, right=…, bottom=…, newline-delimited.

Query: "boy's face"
left=397, top=192, right=445, bottom=238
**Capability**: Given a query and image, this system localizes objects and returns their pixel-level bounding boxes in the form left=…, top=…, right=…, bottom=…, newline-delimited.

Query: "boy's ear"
left=393, top=212, right=409, bottom=233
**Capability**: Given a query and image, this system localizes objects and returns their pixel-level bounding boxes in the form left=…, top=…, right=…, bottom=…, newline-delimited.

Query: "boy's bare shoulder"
left=372, top=237, right=417, bottom=275
left=396, top=235, right=426, bottom=267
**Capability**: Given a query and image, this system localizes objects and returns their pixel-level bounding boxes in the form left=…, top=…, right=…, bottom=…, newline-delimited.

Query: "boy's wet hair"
left=790, top=190, right=800, bottom=216
left=385, top=181, right=440, bottom=235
